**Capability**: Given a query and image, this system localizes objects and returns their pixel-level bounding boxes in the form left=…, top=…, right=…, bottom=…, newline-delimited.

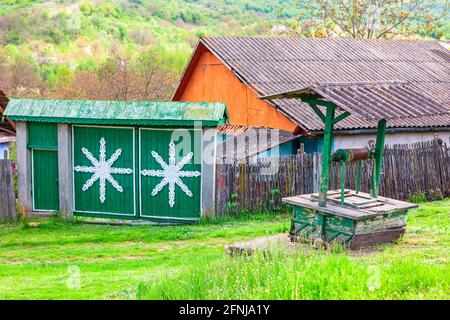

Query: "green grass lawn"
left=0, top=200, right=448, bottom=300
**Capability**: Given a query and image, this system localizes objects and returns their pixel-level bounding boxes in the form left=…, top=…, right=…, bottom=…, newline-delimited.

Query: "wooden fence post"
left=245, top=136, right=250, bottom=165
left=0, top=159, right=17, bottom=221
left=312, top=152, right=321, bottom=193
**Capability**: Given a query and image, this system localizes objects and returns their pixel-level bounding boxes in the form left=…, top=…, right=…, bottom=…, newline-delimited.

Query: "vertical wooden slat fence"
left=216, top=139, right=449, bottom=215
left=0, top=159, right=17, bottom=220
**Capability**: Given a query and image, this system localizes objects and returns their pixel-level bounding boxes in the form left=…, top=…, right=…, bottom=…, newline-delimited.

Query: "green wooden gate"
left=139, top=128, right=201, bottom=220
left=32, top=150, right=59, bottom=211
left=72, top=126, right=202, bottom=221
left=28, top=122, right=59, bottom=211
left=72, top=126, right=136, bottom=218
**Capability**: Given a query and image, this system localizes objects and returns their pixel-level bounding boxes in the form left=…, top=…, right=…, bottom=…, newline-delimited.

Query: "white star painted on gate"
left=74, top=137, right=133, bottom=203
left=141, top=141, right=201, bottom=208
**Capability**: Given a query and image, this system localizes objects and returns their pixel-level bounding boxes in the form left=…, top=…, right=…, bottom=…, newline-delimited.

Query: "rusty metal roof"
left=201, top=36, right=450, bottom=130
left=0, top=89, right=15, bottom=135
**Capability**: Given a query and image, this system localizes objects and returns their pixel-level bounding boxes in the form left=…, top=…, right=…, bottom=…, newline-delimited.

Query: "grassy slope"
left=0, top=200, right=448, bottom=300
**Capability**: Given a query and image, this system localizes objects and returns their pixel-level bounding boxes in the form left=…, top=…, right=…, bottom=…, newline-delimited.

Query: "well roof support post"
left=340, top=160, right=345, bottom=205
left=355, top=160, right=362, bottom=194
left=319, top=104, right=335, bottom=207
left=301, top=97, right=348, bottom=207
left=371, top=118, right=386, bottom=198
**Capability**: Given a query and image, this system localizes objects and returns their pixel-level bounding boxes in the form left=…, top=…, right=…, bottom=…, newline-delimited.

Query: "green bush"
left=408, top=189, right=445, bottom=203
left=268, top=188, right=284, bottom=212
left=408, top=192, right=427, bottom=203
left=224, top=193, right=248, bottom=216
left=425, top=189, right=444, bottom=202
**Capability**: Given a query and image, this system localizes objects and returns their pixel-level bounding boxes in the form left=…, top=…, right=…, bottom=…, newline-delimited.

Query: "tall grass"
left=137, top=247, right=449, bottom=300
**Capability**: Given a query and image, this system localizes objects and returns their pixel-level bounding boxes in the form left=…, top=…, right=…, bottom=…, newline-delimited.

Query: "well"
left=261, top=82, right=446, bottom=248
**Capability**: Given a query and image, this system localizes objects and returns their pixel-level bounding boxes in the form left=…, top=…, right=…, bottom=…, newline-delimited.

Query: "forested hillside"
left=0, top=0, right=448, bottom=100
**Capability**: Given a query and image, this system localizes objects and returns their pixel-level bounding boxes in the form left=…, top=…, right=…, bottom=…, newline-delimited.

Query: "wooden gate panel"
left=32, top=150, right=59, bottom=211
left=139, top=128, right=201, bottom=220
left=72, top=126, right=136, bottom=217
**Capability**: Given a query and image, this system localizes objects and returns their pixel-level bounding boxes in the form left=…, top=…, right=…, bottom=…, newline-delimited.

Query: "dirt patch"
left=226, top=233, right=309, bottom=256
left=226, top=233, right=388, bottom=257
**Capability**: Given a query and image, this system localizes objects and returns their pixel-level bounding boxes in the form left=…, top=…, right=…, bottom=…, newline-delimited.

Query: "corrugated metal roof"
left=201, top=36, right=450, bottom=130
left=4, top=99, right=228, bottom=127
left=262, top=82, right=448, bottom=121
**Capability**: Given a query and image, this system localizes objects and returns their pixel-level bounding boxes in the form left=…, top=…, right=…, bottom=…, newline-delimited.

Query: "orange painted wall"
left=178, top=51, right=297, bottom=132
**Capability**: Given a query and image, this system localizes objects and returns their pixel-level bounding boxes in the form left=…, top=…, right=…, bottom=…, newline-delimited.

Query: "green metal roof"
left=4, top=99, right=229, bottom=127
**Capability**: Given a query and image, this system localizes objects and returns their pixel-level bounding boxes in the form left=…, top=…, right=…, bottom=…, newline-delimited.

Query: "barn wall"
left=333, top=131, right=450, bottom=150
left=177, top=51, right=297, bottom=132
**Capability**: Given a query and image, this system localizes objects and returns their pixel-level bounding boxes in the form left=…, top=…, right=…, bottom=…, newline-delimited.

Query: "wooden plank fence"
left=0, top=159, right=17, bottom=220
left=215, top=139, right=449, bottom=214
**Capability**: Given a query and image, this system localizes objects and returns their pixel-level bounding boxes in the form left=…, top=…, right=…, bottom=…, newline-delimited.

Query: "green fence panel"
left=139, top=128, right=201, bottom=220
left=32, top=149, right=59, bottom=211
left=73, top=126, right=136, bottom=217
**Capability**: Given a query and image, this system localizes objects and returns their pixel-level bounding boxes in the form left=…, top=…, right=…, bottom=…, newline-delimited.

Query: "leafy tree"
left=0, top=51, right=42, bottom=97
left=54, top=66, right=74, bottom=91
left=300, top=0, right=449, bottom=39
left=48, top=30, right=63, bottom=44
left=118, top=25, right=127, bottom=40
left=80, top=1, right=95, bottom=16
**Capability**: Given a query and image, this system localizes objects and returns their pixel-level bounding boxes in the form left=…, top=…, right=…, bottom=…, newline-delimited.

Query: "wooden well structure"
left=262, top=82, right=448, bottom=249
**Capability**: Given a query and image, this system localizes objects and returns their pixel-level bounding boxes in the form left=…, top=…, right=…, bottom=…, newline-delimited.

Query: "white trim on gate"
left=138, top=127, right=203, bottom=220
left=71, top=125, right=137, bottom=217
